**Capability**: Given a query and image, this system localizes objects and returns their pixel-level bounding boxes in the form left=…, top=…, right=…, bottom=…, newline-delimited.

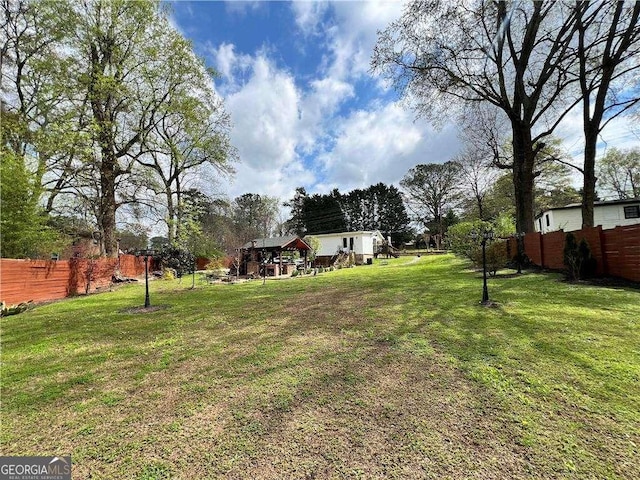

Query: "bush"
left=205, top=257, right=227, bottom=270
left=472, top=241, right=508, bottom=276
left=447, top=220, right=492, bottom=259
left=563, top=233, right=596, bottom=280
left=318, top=266, right=325, bottom=273
left=162, top=268, right=176, bottom=280
left=158, top=246, right=194, bottom=278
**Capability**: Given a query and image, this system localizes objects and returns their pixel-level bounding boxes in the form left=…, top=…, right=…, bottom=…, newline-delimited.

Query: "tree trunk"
left=166, top=183, right=175, bottom=244
left=174, top=177, right=182, bottom=243
left=581, top=125, right=598, bottom=228
left=476, top=194, right=485, bottom=221
left=511, top=125, right=536, bottom=233
left=100, top=154, right=118, bottom=257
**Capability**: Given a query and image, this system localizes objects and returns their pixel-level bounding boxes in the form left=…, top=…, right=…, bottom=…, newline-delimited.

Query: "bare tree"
left=400, top=162, right=461, bottom=236
left=597, top=147, right=640, bottom=200
left=456, top=107, right=504, bottom=220
left=138, top=92, right=235, bottom=244
left=573, top=1, right=640, bottom=226
left=373, top=1, right=582, bottom=233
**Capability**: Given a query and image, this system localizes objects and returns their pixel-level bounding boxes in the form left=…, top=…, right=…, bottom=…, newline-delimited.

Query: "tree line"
left=1, top=0, right=235, bottom=258
left=284, top=183, right=412, bottom=245
left=3, top=0, right=638, bottom=261
left=373, top=0, right=640, bottom=234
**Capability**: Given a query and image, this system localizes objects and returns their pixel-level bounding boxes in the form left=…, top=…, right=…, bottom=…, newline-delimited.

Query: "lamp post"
left=513, top=232, right=526, bottom=274
left=471, top=230, right=494, bottom=305
left=136, top=249, right=155, bottom=308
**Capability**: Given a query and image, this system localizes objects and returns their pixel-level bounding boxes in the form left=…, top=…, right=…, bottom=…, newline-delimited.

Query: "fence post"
left=597, top=226, right=608, bottom=276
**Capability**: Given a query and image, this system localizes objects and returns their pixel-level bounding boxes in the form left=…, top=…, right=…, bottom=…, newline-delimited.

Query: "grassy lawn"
left=1, top=254, right=639, bottom=479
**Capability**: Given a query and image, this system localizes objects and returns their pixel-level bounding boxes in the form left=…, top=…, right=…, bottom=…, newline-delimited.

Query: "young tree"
left=373, top=1, right=582, bottom=233
left=399, top=162, right=461, bottom=236
left=597, top=147, right=640, bottom=200
left=453, top=146, right=499, bottom=222
left=0, top=149, right=61, bottom=258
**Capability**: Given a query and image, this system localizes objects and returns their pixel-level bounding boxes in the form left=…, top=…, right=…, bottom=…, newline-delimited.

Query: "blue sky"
left=168, top=1, right=639, bottom=203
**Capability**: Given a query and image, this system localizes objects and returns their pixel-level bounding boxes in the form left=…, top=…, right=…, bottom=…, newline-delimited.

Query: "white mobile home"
left=535, top=198, right=640, bottom=234
left=309, top=230, right=385, bottom=266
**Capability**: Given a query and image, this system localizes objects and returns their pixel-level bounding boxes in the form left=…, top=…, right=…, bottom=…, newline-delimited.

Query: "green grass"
left=1, top=255, right=639, bottom=479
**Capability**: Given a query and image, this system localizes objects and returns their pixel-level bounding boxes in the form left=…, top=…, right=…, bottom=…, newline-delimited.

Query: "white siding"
left=536, top=202, right=640, bottom=233
left=313, top=234, right=344, bottom=257
left=312, top=231, right=383, bottom=256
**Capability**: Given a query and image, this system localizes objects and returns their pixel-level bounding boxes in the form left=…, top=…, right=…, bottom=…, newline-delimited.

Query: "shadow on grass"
left=2, top=255, right=639, bottom=478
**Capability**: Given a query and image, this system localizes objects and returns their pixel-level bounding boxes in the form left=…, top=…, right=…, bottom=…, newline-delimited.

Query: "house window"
left=624, top=205, right=640, bottom=219
left=343, top=237, right=347, bottom=248
left=538, top=218, right=542, bottom=231
left=545, top=214, right=550, bottom=227
left=349, top=237, right=354, bottom=251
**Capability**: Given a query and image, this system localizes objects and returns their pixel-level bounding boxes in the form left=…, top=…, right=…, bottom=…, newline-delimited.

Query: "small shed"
left=239, top=236, right=312, bottom=277
left=311, top=230, right=385, bottom=266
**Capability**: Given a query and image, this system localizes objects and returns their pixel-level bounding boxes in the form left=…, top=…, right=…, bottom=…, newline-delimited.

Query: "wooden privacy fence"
left=0, top=254, right=147, bottom=305
left=507, top=224, right=640, bottom=282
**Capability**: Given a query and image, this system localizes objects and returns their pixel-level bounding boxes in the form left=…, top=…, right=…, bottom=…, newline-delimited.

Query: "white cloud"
left=297, top=76, right=355, bottom=153
left=327, top=1, right=405, bottom=80
left=206, top=42, right=253, bottom=88
left=291, top=1, right=330, bottom=36
left=221, top=53, right=314, bottom=201
left=204, top=2, right=458, bottom=205
left=224, top=1, right=264, bottom=16
left=317, top=102, right=461, bottom=192
left=290, top=0, right=404, bottom=81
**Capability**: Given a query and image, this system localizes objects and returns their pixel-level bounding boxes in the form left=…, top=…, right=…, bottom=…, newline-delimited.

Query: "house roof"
left=242, top=236, right=311, bottom=251
left=309, top=230, right=385, bottom=239
left=536, top=198, right=640, bottom=219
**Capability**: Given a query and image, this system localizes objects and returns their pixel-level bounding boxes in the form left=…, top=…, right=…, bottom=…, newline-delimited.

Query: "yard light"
left=471, top=230, right=494, bottom=305
left=136, top=249, right=156, bottom=308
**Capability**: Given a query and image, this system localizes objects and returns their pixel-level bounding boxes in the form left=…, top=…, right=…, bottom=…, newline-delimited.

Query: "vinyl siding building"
left=535, top=198, right=640, bottom=234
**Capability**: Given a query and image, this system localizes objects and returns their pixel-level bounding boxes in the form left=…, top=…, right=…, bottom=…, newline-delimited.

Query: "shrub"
left=158, top=246, right=194, bottom=278
left=162, top=268, right=176, bottom=280
left=486, top=242, right=508, bottom=276
left=205, top=257, right=227, bottom=270
left=564, top=233, right=596, bottom=280
left=447, top=220, right=491, bottom=260
left=291, top=270, right=299, bottom=277
left=318, top=266, right=325, bottom=273
left=579, top=239, right=597, bottom=278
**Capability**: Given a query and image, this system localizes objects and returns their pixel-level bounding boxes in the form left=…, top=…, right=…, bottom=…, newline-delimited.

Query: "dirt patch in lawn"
left=119, top=305, right=170, bottom=314
left=217, top=346, right=533, bottom=480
